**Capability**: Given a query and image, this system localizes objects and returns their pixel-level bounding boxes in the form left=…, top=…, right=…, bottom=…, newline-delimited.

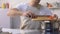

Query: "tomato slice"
left=48, top=16, right=54, bottom=20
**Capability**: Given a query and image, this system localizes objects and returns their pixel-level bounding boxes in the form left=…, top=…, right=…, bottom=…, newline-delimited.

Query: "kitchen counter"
left=2, top=28, right=41, bottom=34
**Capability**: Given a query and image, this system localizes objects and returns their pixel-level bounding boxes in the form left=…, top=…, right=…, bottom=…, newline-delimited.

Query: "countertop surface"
left=2, top=28, right=41, bottom=34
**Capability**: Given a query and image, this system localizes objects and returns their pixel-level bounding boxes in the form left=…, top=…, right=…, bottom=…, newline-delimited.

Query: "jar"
left=6, top=3, right=9, bottom=8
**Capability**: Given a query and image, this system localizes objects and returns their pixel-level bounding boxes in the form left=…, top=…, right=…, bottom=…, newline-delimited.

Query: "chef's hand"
left=7, top=8, right=22, bottom=16
left=53, top=14, right=58, bottom=19
left=22, top=11, right=37, bottom=18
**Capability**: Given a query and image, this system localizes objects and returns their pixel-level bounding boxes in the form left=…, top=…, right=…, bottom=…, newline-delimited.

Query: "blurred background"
left=0, top=0, right=60, bottom=31
left=0, top=0, right=60, bottom=29
left=0, top=0, right=60, bottom=34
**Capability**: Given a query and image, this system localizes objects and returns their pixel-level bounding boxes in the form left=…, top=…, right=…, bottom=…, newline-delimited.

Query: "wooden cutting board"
left=0, top=32, right=12, bottom=34
left=32, top=15, right=56, bottom=21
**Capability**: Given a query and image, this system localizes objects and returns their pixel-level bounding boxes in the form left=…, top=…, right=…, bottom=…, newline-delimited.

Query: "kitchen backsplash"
left=0, top=0, right=60, bottom=8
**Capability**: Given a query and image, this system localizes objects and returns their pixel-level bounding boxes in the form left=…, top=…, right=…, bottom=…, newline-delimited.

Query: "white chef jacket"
left=16, top=3, right=52, bottom=30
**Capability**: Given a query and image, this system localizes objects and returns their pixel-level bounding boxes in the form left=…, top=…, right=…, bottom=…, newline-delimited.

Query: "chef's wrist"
left=17, top=11, right=23, bottom=16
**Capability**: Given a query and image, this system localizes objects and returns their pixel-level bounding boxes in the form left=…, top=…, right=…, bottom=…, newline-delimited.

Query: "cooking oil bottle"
left=2, top=3, right=6, bottom=9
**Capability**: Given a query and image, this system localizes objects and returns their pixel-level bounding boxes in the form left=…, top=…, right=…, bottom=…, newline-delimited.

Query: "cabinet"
left=0, top=9, right=11, bottom=28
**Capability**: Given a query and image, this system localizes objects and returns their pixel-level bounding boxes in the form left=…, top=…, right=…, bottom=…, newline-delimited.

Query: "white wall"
left=9, top=0, right=26, bottom=8
left=8, top=0, right=60, bottom=8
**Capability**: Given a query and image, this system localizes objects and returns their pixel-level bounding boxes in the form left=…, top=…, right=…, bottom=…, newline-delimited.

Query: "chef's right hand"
left=22, top=11, right=37, bottom=18
left=22, top=11, right=32, bottom=17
